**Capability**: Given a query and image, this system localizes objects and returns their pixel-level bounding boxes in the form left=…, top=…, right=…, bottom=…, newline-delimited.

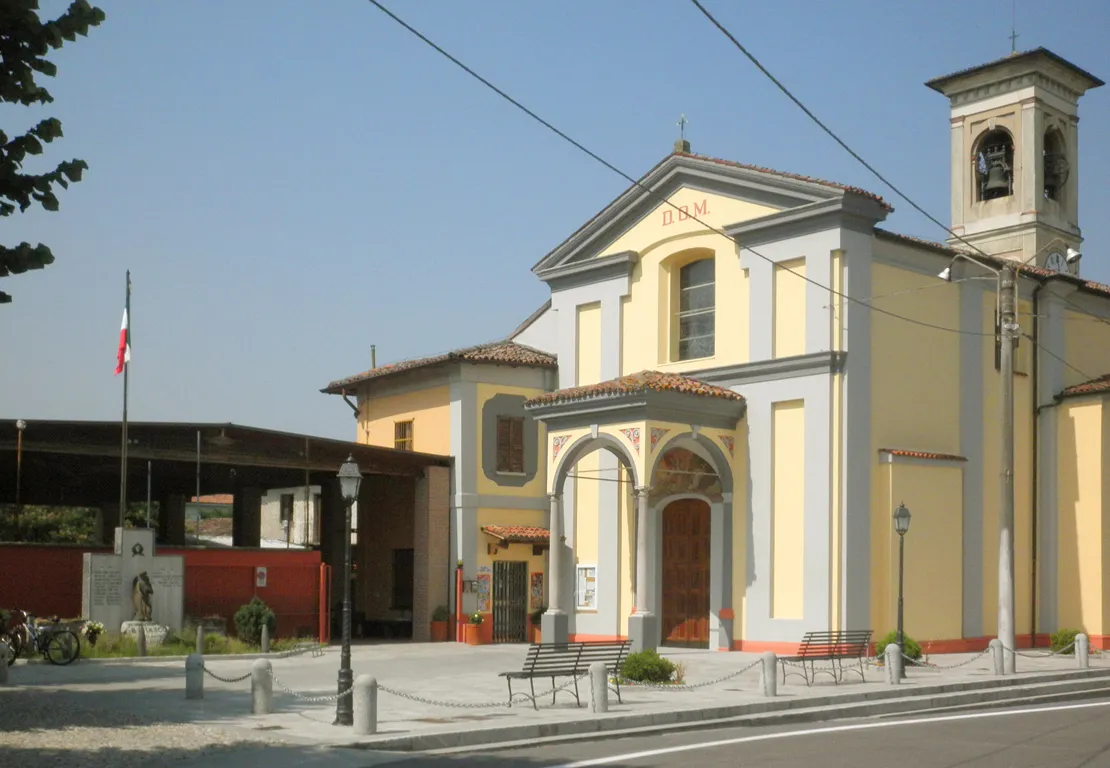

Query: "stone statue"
left=132, top=571, right=153, bottom=622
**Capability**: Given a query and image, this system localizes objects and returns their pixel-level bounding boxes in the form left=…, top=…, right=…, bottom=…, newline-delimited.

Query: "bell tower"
left=927, top=48, right=1103, bottom=272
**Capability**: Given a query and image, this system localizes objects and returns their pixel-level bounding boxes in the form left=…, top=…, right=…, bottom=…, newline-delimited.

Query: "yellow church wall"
left=878, top=463, right=965, bottom=642
left=773, top=259, right=807, bottom=359
left=1055, top=398, right=1106, bottom=636
left=359, top=385, right=451, bottom=456
left=577, top=302, right=602, bottom=386
left=574, top=450, right=601, bottom=581
left=771, top=400, right=805, bottom=619
left=1064, top=310, right=1110, bottom=388
left=474, top=382, right=549, bottom=498
left=867, top=260, right=963, bottom=638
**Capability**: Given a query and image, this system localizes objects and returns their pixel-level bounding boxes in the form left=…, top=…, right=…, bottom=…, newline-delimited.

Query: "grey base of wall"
left=627, top=613, right=657, bottom=652
left=541, top=611, right=569, bottom=645
left=336, top=667, right=1110, bottom=754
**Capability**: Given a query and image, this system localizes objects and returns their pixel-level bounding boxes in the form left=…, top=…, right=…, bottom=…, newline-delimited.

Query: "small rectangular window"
left=575, top=564, right=597, bottom=610
left=496, top=415, right=525, bottom=473
left=394, top=420, right=414, bottom=451
left=677, top=258, right=715, bottom=360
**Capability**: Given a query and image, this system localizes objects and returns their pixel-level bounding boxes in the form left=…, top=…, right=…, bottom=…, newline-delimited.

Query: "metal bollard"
left=0, top=641, right=8, bottom=685
left=353, top=675, right=378, bottom=735
left=251, top=658, right=273, bottom=715
left=196, top=626, right=204, bottom=655
left=989, top=638, right=1004, bottom=676
left=760, top=651, right=777, bottom=697
left=261, top=624, right=271, bottom=654
left=885, top=643, right=902, bottom=684
left=1077, top=633, right=1090, bottom=669
left=185, top=653, right=204, bottom=699
left=589, top=662, right=609, bottom=713
left=136, top=627, right=147, bottom=657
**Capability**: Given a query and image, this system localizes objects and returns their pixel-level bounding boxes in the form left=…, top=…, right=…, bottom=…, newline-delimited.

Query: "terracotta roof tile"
left=880, top=448, right=967, bottom=462
left=190, top=494, right=233, bottom=505
left=526, top=370, right=744, bottom=407
left=673, top=152, right=892, bottom=212
left=323, top=340, right=557, bottom=392
left=481, top=525, right=550, bottom=544
left=1060, top=374, right=1110, bottom=399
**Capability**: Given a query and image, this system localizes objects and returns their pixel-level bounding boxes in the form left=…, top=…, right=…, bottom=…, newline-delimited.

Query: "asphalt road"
left=373, top=698, right=1110, bottom=767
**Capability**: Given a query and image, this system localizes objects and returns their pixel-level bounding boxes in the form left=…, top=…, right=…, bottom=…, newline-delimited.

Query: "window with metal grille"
left=392, top=548, right=414, bottom=610
left=394, top=420, right=414, bottom=451
left=496, top=415, right=525, bottom=473
left=677, top=258, right=715, bottom=360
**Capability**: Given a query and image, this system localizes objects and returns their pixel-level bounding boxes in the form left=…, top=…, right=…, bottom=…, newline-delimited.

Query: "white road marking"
left=553, top=699, right=1110, bottom=767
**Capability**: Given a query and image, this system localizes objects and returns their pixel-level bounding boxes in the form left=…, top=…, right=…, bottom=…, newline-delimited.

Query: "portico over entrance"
left=524, top=371, right=746, bottom=651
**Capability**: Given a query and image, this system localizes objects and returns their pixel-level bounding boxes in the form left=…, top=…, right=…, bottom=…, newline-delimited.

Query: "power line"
left=365, top=0, right=991, bottom=339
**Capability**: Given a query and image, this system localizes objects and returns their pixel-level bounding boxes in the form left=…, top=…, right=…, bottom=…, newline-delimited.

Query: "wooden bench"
left=779, top=629, right=873, bottom=686
left=499, top=640, right=631, bottom=709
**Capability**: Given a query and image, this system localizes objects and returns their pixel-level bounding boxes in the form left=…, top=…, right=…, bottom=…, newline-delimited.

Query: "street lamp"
left=334, top=454, right=362, bottom=726
left=14, top=420, right=26, bottom=541
left=893, top=502, right=912, bottom=679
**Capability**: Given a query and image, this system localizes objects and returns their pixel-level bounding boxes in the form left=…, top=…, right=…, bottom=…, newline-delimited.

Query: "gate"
left=492, top=560, right=528, bottom=643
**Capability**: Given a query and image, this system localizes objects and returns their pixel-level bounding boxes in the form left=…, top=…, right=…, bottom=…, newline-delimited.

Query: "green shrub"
left=620, top=649, right=677, bottom=683
left=432, top=605, right=450, bottom=622
left=233, top=597, right=276, bottom=645
left=1051, top=627, right=1083, bottom=655
left=530, top=606, right=546, bottom=624
left=875, top=630, right=922, bottom=660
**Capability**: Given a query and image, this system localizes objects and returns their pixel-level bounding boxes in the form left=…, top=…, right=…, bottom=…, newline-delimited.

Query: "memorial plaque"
left=81, top=528, right=185, bottom=632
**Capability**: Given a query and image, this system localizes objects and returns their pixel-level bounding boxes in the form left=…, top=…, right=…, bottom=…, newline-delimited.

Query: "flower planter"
left=465, top=624, right=483, bottom=646
left=430, top=620, right=448, bottom=642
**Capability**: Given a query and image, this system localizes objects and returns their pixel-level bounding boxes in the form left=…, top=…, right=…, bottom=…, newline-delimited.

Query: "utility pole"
left=998, top=263, right=1017, bottom=674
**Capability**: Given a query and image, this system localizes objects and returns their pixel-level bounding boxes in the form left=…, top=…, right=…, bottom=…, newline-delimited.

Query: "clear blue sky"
left=2, top=0, right=1108, bottom=441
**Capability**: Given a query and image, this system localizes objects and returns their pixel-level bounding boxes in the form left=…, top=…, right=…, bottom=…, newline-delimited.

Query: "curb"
left=333, top=666, right=1110, bottom=753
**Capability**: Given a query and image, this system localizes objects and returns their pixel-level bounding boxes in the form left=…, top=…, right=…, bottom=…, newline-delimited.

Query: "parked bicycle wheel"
left=44, top=630, right=80, bottom=665
left=0, top=631, right=19, bottom=666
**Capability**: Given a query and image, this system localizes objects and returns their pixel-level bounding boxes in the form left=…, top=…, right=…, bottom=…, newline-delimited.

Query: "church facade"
left=326, top=48, right=1110, bottom=652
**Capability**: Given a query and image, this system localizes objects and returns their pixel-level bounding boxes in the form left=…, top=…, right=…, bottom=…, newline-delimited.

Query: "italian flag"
left=115, top=273, right=131, bottom=375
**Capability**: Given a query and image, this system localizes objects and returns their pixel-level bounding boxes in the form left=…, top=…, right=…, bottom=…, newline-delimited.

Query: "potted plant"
left=465, top=611, right=484, bottom=646
left=82, top=620, right=105, bottom=647
left=430, top=605, right=450, bottom=642
left=529, top=606, right=545, bottom=643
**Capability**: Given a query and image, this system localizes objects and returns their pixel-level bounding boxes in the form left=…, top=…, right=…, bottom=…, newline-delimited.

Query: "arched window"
left=1043, top=128, right=1069, bottom=201
left=677, top=258, right=715, bottom=360
left=975, top=128, right=1014, bottom=202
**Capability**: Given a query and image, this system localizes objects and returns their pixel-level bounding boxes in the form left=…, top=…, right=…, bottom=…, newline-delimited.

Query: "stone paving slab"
left=4, top=641, right=1108, bottom=755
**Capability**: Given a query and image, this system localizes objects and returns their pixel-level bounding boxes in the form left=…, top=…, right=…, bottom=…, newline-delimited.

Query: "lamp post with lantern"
left=893, top=502, right=912, bottom=679
left=15, top=419, right=26, bottom=540
left=334, top=455, right=362, bottom=726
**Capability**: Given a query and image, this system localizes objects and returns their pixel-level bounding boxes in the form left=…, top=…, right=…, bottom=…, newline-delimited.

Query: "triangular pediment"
left=533, top=153, right=886, bottom=276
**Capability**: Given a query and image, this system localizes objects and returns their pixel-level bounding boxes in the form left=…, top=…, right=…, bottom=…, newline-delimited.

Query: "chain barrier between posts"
left=377, top=673, right=588, bottom=709
left=614, top=658, right=763, bottom=691
left=903, top=648, right=992, bottom=669
left=268, top=668, right=353, bottom=703
left=999, top=638, right=1077, bottom=659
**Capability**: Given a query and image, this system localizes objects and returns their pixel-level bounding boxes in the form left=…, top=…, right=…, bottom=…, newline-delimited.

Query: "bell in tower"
left=976, top=129, right=1014, bottom=201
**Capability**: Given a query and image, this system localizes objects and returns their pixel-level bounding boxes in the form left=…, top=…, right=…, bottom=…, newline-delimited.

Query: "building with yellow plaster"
left=325, top=48, right=1110, bottom=654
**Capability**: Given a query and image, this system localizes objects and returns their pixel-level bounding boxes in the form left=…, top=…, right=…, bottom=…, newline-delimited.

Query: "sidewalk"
left=5, top=641, right=1109, bottom=753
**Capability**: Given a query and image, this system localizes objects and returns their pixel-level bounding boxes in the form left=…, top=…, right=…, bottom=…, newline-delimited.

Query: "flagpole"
left=119, top=270, right=130, bottom=529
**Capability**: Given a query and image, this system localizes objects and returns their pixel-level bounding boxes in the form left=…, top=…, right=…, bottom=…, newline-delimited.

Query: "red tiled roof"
left=526, top=370, right=744, bottom=407
left=190, top=494, right=233, bottom=505
left=323, top=340, right=557, bottom=393
left=880, top=448, right=967, bottom=462
left=481, top=525, right=550, bottom=544
left=1060, top=374, right=1110, bottom=399
left=673, top=152, right=892, bottom=212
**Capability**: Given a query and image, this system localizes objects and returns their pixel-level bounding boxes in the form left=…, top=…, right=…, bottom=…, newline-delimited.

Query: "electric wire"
left=364, top=0, right=993, bottom=339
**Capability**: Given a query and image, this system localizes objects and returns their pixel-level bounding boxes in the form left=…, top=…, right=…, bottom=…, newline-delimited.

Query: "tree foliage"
left=0, top=0, right=105, bottom=304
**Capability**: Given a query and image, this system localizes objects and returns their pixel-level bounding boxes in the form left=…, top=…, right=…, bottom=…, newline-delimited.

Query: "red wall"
left=0, top=544, right=323, bottom=639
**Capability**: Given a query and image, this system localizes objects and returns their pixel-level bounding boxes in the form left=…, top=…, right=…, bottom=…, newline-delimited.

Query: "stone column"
left=541, top=492, right=569, bottom=644
left=628, top=486, right=657, bottom=652
left=159, top=493, right=186, bottom=546
left=232, top=487, right=262, bottom=548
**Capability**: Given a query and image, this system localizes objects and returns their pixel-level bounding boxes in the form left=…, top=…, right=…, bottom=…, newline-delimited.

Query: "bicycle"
left=5, top=610, right=80, bottom=666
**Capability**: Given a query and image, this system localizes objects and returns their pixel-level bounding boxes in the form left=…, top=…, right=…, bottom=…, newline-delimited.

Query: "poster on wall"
left=530, top=572, right=544, bottom=610
left=477, top=566, right=492, bottom=613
